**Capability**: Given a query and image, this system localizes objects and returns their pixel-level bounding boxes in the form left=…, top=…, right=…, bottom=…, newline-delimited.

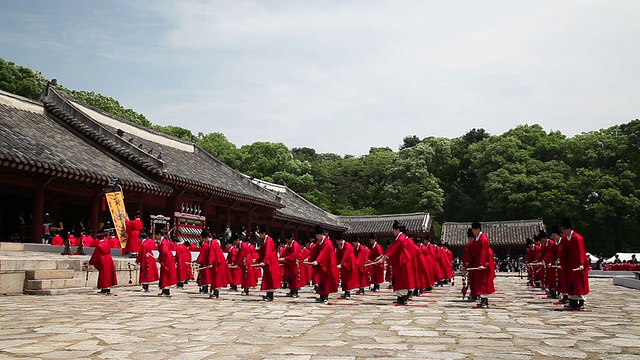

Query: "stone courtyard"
left=0, top=275, right=639, bottom=360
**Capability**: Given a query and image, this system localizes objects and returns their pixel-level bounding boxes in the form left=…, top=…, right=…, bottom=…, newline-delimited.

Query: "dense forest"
left=2, top=57, right=639, bottom=255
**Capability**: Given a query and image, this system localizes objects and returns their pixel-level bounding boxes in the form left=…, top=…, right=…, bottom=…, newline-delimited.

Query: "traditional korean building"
left=340, top=212, right=433, bottom=240
left=440, top=219, right=546, bottom=257
left=0, top=83, right=438, bottom=245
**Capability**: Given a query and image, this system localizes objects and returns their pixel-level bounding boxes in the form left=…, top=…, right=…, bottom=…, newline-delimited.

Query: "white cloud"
left=125, top=0, right=640, bottom=154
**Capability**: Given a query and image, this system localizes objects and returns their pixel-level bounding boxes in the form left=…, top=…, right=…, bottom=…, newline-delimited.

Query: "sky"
left=1, top=1, right=639, bottom=155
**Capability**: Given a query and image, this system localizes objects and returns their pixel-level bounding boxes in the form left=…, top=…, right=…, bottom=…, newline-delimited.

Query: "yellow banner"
left=105, top=189, right=128, bottom=249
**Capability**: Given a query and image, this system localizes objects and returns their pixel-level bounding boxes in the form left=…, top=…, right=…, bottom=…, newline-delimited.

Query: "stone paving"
left=0, top=276, right=639, bottom=360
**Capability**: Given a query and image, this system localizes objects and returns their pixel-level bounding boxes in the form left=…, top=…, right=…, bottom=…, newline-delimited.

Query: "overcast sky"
left=1, top=1, right=639, bottom=155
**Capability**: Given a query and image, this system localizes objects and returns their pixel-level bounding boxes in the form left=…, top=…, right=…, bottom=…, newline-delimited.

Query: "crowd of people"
left=86, top=220, right=490, bottom=306
left=83, top=216, right=592, bottom=311
left=523, top=219, right=590, bottom=310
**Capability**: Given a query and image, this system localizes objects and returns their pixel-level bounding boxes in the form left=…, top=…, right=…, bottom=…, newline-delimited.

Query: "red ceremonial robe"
left=419, top=244, right=435, bottom=288
left=408, top=241, right=427, bottom=291
left=196, top=242, right=212, bottom=286
left=282, top=240, right=305, bottom=290
left=301, top=246, right=312, bottom=285
left=368, top=242, right=385, bottom=285
left=136, top=238, right=159, bottom=284
left=227, top=245, right=242, bottom=286
left=559, top=231, right=590, bottom=296
left=467, top=232, right=495, bottom=296
left=308, top=236, right=339, bottom=295
left=336, top=241, right=359, bottom=291
left=353, top=243, right=370, bottom=289
left=427, top=243, right=444, bottom=282
left=89, top=240, right=118, bottom=289
left=308, top=243, right=320, bottom=285
left=124, top=218, right=143, bottom=255
left=235, top=241, right=258, bottom=288
left=384, top=233, right=416, bottom=291
left=540, top=239, right=556, bottom=288
left=158, top=237, right=178, bottom=289
left=444, top=248, right=454, bottom=280
left=208, top=239, right=229, bottom=290
left=51, top=234, right=64, bottom=246
left=256, top=236, right=282, bottom=291
left=553, top=239, right=567, bottom=293
left=175, top=243, right=192, bottom=283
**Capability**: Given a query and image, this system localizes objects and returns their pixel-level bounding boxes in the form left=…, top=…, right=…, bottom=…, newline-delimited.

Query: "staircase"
left=24, top=269, right=92, bottom=295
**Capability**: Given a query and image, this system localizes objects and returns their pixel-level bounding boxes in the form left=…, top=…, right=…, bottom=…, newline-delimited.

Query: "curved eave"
left=0, top=152, right=173, bottom=195
left=163, top=173, right=283, bottom=209
left=273, top=212, right=348, bottom=232
left=43, top=101, right=164, bottom=175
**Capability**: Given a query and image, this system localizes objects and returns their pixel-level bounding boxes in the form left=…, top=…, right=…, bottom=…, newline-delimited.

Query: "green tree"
left=0, top=58, right=48, bottom=100
left=196, top=132, right=240, bottom=168
left=57, top=88, right=152, bottom=127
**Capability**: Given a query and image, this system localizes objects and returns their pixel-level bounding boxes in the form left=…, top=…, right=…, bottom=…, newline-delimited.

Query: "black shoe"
left=578, top=300, right=585, bottom=310
left=424, top=287, right=433, bottom=292
left=564, top=299, right=579, bottom=310
left=241, top=288, right=249, bottom=296
left=479, top=298, right=489, bottom=308
left=412, top=289, right=419, bottom=297
left=263, top=295, right=272, bottom=301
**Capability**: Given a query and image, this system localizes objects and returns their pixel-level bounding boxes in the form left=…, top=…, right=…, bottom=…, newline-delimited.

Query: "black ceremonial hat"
left=471, top=220, right=482, bottom=230
left=561, top=218, right=573, bottom=229
left=258, top=225, right=268, bottom=234
left=314, top=225, right=325, bottom=235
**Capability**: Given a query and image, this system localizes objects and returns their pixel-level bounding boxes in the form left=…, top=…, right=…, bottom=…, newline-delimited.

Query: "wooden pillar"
left=137, top=192, right=145, bottom=215
left=30, top=186, right=45, bottom=243
left=166, top=196, right=178, bottom=217
left=246, top=208, right=254, bottom=240
left=226, top=205, right=232, bottom=226
left=90, top=193, right=101, bottom=236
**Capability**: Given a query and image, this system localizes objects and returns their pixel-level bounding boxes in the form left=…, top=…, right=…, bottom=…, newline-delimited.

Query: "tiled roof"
left=441, top=219, right=546, bottom=247
left=248, top=178, right=347, bottom=231
left=42, top=87, right=282, bottom=209
left=340, top=212, right=432, bottom=237
left=0, top=91, right=171, bottom=195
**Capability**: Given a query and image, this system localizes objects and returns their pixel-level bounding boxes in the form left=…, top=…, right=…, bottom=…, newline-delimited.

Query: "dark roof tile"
left=340, top=212, right=432, bottom=237
left=441, top=219, right=546, bottom=247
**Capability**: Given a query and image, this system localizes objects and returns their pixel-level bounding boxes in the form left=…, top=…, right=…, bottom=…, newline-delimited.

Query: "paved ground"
left=0, top=275, right=639, bottom=360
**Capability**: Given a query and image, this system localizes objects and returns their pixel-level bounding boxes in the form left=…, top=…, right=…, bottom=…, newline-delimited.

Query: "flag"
left=105, top=189, right=128, bottom=249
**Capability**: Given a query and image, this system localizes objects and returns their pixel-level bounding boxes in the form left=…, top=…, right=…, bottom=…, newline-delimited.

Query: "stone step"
left=25, top=269, right=75, bottom=280
left=25, top=278, right=85, bottom=290
left=0, top=242, right=24, bottom=251
left=24, top=287, right=96, bottom=296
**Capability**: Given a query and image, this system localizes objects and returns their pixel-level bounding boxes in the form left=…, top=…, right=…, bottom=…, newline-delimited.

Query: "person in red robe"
left=368, top=233, right=384, bottom=292
left=549, top=226, right=568, bottom=303
left=230, top=233, right=258, bottom=296
left=135, top=232, right=159, bottom=292
left=207, top=235, right=229, bottom=299
left=156, top=228, right=177, bottom=297
left=537, top=230, right=556, bottom=296
left=335, top=233, right=359, bottom=299
left=559, top=218, right=590, bottom=310
left=409, top=237, right=428, bottom=297
left=469, top=221, right=496, bottom=308
left=460, top=229, right=476, bottom=300
left=280, top=232, right=304, bottom=298
left=350, top=236, right=370, bottom=295
left=253, top=225, right=282, bottom=301
left=51, top=232, right=64, bottom=246
left=88, top=235, right=118, bottom=295
left=196, top=234, right=212, bottom=294
left=226, top=242, right=242, bottom=291
left=300, top=240, right=312, bottom=286
left=305, top=226, right=338, bottom=304
left=525, top=237, right=537, bottom=286
left=419, top=237, right=436, bottom=292
left=108, top=232, right=121, bottom=249
left=175, top=238, right=191, bottom=289
left=532, top=235, right=545, bottom=288
left=371, top=221, right=415, bottom=305
left=124, top=211, right=143, bottom=257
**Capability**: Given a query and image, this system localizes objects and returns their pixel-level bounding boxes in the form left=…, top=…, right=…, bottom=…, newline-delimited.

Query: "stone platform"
left=0, top=243, right=139, bottom=295
left=0, top=276, right=639, bottom=359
